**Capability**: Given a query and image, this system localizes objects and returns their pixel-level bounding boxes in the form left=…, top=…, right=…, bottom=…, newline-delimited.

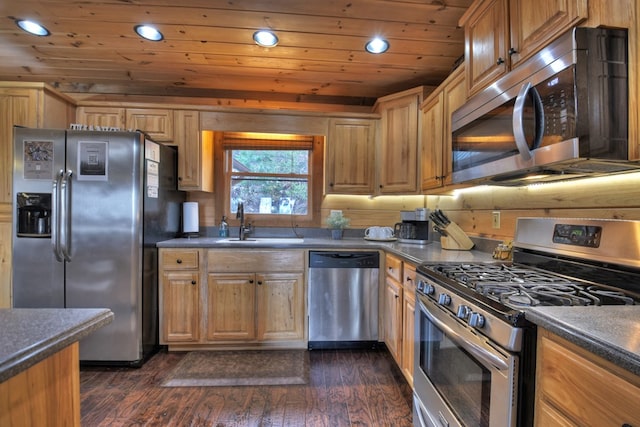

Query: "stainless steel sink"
left=216, top=238, right=304, bottom=244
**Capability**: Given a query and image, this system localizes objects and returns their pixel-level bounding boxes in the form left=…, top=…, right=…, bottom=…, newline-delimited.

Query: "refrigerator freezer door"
left=12, top=128, right=66, bottom=308
left=64, top=130, right=145, bottom=363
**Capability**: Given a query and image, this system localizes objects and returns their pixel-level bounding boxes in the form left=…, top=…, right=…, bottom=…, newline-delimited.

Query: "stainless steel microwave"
left=451, top=28, right=638, bottom=185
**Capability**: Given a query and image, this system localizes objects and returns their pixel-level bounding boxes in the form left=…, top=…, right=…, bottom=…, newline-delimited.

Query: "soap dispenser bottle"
left=219, top=215, right=229, bottom=237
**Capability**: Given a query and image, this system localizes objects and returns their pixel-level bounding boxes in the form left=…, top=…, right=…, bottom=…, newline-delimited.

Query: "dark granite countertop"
left=158, top=236, right=640, bottom=376
left=0, top=308, right=114, bottom=383
left=526, top=306, right=640, bottom=377
left=157, top=236, right=496, bottom=265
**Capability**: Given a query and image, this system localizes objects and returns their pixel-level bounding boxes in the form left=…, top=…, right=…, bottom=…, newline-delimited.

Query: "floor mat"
left=161, top=350, right=309, bottom=387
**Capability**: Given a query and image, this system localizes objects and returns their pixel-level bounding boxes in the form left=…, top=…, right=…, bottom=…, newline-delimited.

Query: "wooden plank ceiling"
left=0, top=0, right=472, bottom=107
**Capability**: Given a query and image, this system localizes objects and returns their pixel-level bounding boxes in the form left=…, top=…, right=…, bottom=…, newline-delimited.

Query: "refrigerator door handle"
left=60, top=170, right=73, bottom=262
left=51, top=170, right=64, bottom=262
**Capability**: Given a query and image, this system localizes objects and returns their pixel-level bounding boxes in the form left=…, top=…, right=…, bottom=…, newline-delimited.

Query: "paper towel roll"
left=183, top=202, right=199, bottom=234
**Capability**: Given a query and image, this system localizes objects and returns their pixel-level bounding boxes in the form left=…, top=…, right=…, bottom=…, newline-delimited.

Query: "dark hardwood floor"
left=80, top=347, right=414, bottom=426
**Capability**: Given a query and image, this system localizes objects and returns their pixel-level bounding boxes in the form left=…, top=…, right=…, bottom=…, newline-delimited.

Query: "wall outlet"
left=492, top=211, right=501, bottom=229
left=330, top=209, right=342, bottom=216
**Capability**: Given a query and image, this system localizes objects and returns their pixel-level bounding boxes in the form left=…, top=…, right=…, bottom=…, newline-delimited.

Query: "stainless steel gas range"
left=413, top=218, right=640, bottom=427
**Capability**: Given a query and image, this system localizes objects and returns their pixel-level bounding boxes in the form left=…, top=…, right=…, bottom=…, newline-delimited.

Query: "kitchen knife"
left=436, top=209, right=451, bottom=225
left=429, top=212, right=446, bottom=228
left=432, top=224, right=448, bottom=236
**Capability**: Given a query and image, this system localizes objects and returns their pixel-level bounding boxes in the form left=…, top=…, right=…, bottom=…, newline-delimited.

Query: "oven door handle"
left=420, top=301, right=509, bottom=371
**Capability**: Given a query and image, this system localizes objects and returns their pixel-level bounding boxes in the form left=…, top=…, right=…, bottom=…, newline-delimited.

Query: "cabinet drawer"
left=161, top=249, right=199, bottom=270
left=208, top=249, right=304, bottom=273
left=403, top=262, right=416, bottom=296
left=385, top=254, right=402, bottom=282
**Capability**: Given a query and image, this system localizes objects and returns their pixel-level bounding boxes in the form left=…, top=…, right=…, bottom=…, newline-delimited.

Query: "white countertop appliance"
left=413, top=217, right=640, bottom=427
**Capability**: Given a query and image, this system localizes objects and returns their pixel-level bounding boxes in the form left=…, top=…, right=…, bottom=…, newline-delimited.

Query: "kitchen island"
left=0, top=308, right=113, bottom=427
left=526, top=306, right=640, bottom=426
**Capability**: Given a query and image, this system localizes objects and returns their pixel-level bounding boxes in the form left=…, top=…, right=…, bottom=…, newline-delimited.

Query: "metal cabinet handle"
left=176, top=259, right=182, bottom=264
left=496, top=57, right=505, bottom=65
left=249, top=279, right=254, bottom=284
left=257, top=281, right=263, bottom=285
left=508, top=47, right=517, bottom=55
left=191, top=280, right=196, bottom=285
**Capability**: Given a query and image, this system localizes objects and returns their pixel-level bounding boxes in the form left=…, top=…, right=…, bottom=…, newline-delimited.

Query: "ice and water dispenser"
left=16, top=192, right=51, bottom=237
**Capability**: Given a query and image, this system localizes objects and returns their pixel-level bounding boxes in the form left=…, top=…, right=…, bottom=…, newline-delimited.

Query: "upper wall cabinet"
left=76, top=107, right=174, bottom=142
left=126, top=109, right=174, bottom=142
left=421, top=66, right=466, bottom=191
left=0, top=84, right=76, bottom=204
left=173, top=111, right=213, bottom=192
left=325, top=118, right=377, bottom=194
left=461, top=0, right=587, bottom=96
left=375, top=87, right=428, bottom=194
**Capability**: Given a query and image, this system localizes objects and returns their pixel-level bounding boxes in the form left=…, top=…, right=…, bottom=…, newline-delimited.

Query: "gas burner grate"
left=420, top=262, right=639, bottom=307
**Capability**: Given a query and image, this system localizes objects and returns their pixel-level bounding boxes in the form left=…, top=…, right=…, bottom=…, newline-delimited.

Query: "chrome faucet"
left=236, top=202, right=252, bottom=240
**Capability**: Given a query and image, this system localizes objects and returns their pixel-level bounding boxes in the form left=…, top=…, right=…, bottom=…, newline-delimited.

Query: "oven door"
left=413, top=294, right=518, bottom=427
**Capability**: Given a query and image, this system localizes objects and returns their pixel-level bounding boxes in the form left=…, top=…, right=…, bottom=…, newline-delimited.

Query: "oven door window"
left=419, top=312, right=491, bottom=426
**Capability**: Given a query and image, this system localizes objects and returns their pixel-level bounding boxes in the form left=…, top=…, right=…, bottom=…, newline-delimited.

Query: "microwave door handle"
left=513, top=82, right=534, bottom=161
left=419, top=301, right=509, bottom=371
left=51, top=170, right=64, bottom=262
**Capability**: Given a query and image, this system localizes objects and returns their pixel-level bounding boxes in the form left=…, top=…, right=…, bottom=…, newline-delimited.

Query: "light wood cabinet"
left=75, top=106, right=125, bottom=129
left=325, top=118, right=377, bottom=194
left=534, top=328, right=640, bottom=426
left=0, top=83, right=76, bottom=308
left=401, top=263, right=416, bottom=386
left=383, top=274, right=403, bottom=364
left=206, top=273, right=255, bottom=341
left=159, top=249, right=201, bottom=343
left=173, top=111, right=213, bottom=192
left=206, top=271, right=304, bottom=342
left=461, top=0, right=587, bottom=96
left=76, top=107, right=174, bottom=141
left=376, top=88, right=424, bottom=194
left=126, top=108, right=174, bottom=141
left=421, top=65, right=467, bottom=191
left=256, top=272, right=305, bottom=341
left=206, top=249, right=305, bottom=346
left=383, top=253, right=417, bottom=385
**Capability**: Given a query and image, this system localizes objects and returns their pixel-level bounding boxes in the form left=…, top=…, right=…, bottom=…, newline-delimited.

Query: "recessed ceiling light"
left=134, top=25, right=164, bottom=41
left=253, top=30, right=279, bottom=47
left=16, top=19, right=50, bottom=37
left=365, top=37, right=389, bottom=54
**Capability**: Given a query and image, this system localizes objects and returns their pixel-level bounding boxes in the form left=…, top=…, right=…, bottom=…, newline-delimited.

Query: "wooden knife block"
left=440, top=221, right=474, bottom=250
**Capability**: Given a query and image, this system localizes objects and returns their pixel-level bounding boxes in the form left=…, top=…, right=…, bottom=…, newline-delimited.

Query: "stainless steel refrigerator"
left=12, top=127, right=185, bottom=365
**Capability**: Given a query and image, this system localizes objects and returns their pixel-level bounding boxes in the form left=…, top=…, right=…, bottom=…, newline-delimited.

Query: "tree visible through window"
left=228, top=149, right=310, bottom=216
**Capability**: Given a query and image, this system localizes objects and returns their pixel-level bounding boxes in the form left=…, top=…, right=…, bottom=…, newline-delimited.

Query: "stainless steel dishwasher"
left=308, top=251, right=380, bottom=349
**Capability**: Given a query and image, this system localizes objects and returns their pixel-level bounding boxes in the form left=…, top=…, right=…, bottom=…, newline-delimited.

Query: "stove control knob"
left=420, top=281, right=435, bottom=295
left=469, top=312, right=485, bottom=328
left=438, top=293, right=451, bottom=306
left=456, top=305, right=471, bottom=319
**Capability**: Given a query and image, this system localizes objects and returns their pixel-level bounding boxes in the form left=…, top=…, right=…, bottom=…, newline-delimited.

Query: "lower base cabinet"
left=159, top=249, right=201, bottom=344
left=206, top=271, right=304, bottom=343
left=535, top=328, right=640, bottom=426
left=383, top=253, right=416, bottom=386
left=159, top=248, right=305, bottom=350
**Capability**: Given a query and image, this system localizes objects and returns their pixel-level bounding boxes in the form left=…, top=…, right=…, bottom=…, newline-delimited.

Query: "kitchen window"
left=219, top=132, right=323, bottom=226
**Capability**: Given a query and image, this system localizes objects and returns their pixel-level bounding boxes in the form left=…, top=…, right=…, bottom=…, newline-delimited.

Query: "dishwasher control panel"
left=309, top=251, right=380, bottom=268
